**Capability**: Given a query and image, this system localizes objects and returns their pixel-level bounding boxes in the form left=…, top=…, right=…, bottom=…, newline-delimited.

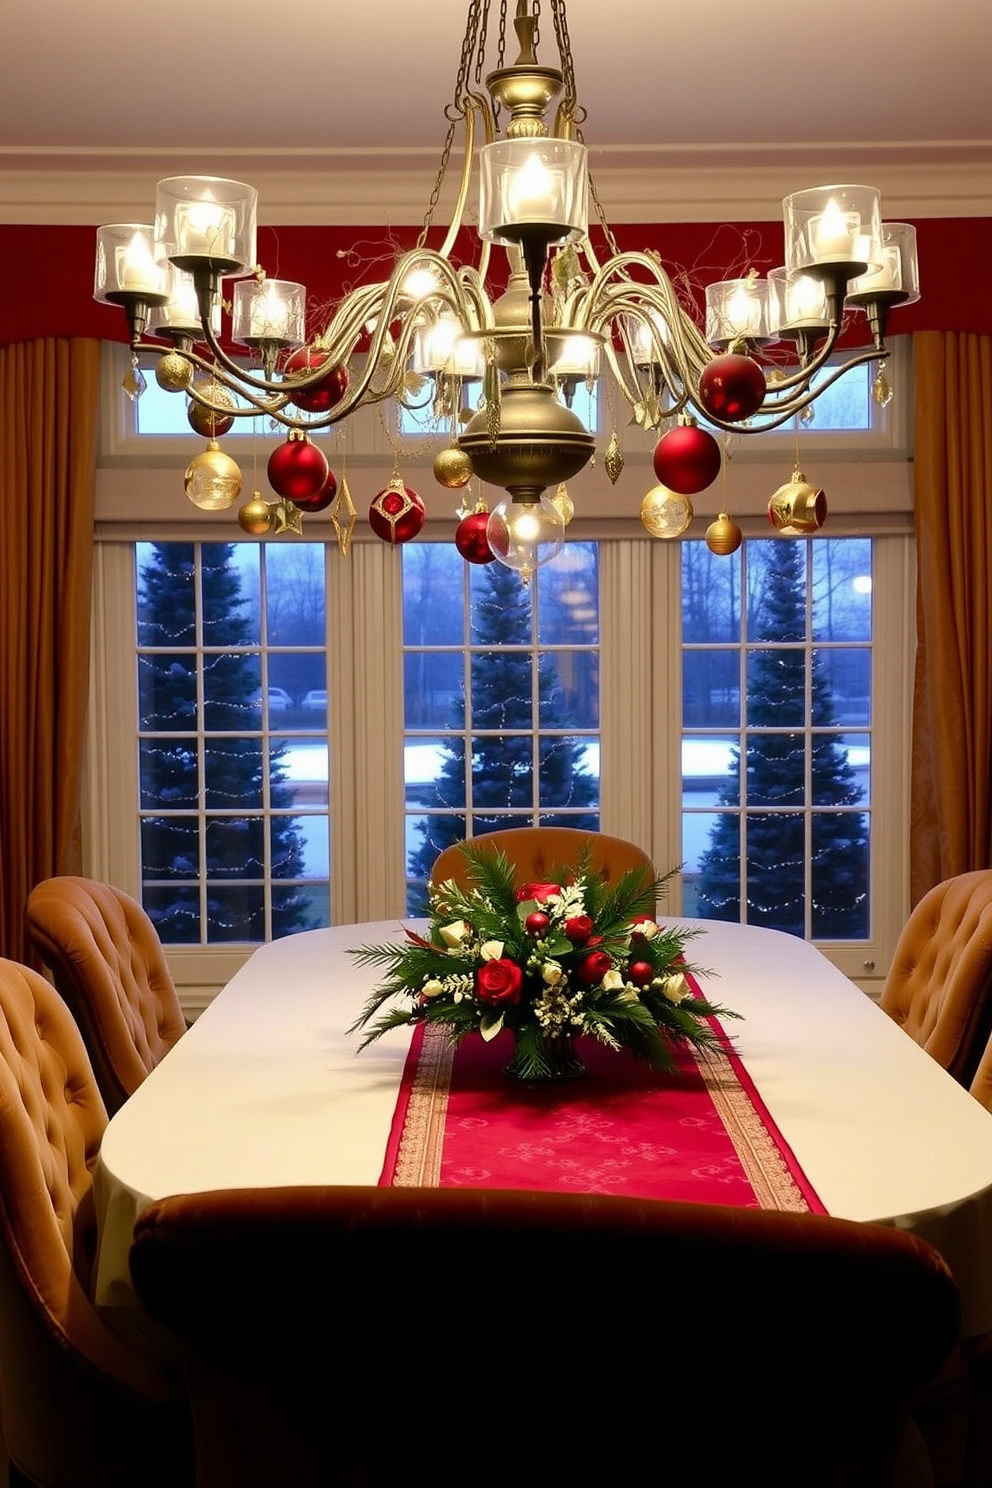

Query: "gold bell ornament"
left=768, top=466, right=828, bottom=535
left=184, top=442, right=243, bottom=512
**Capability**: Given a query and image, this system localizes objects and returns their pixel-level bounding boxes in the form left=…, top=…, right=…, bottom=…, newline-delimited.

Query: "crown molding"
left=2, top=145, right=989, bottom=225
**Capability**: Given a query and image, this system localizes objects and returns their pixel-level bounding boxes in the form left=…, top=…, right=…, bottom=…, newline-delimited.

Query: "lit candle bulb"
left=118, top=231, right=161, bottom=295
left=507, top=153, right=558, bottom=221
left=249, top=284, right=290, bottom=340
left=175, top=193, right=237, bottom=260
left=725, top=284, right=760, bottom=337
left=809, top=198, right=860, bottom=262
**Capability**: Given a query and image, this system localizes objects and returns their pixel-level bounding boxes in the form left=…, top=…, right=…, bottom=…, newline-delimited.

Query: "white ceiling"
left=1, top=0, right=990, bottom=224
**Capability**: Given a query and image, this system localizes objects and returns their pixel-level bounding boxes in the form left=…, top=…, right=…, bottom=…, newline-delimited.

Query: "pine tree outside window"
left=136, top=541, right=331, bottom=942
left=403, top=543, right=601, bottom=913
left=683, top=536, right=872, bottom=940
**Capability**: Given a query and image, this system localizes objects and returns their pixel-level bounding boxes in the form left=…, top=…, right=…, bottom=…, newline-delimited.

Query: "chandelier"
left=93, top=0, right=920, bottom=575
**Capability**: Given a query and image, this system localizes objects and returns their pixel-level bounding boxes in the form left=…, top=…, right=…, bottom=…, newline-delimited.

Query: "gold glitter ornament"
left=552, top=483, right=574, bottom=526
left=604, top=429, right=624, bottom=485
left=184, top=441, right=242, bottom=511
left=187, top=378, right=236, bottom=439
left=433, top=446, right=473, bottom=490
left=640, top=484, right=693, bottom=539
left=155, top=352, right=193, bottom=393
left=705, top=512, right=743, bottom=556
left=238, top=495, right=274, bottom=535
left=767, top=466, right=828, bottom=534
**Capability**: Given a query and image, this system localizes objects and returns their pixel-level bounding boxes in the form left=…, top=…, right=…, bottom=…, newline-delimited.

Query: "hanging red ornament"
left=291, top=467, right=338, bottom=513
left=368, top=477, right=426, bottom=545
left=282, top=349, right=349, bottom=414
left=454, top=509, right=497, bottom=564
left=652, top=421, right=722, bottom=495
left=266, top=434, right=329, bottom=502
left=698, top=354, right=767, bottom=423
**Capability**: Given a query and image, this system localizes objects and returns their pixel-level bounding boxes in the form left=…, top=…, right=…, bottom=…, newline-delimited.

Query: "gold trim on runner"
left=692, top=1046, right=811, bottom=1211
left=391, top=1024, right=454, bottom=1186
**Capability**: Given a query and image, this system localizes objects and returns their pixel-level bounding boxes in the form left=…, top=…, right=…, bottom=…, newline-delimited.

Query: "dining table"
left=92, top=916, right=992, bottom=1340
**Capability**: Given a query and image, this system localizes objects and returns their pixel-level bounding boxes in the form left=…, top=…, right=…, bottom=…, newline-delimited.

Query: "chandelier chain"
left=420, top=0, right=488, bottom=244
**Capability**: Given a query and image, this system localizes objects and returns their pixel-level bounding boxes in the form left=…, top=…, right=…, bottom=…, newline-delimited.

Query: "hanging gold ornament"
left=604, top=429, right=624, bottom=485
left=767, top=466, right=828, bottom=534
left=433, top=446, right=474, bottom=490
left=552, top=482, right=574, bottom=526
left=237, top=495, right=274, bottom=536
left=640, top=484, right=693, bottom=539
left=330, top=475, right=358, bottom=556
left=271, top=497, right=305, bottom=536
left=705, top=512, right=744, bottom=556
left=184, top=441, right=243, bottom=512
left=187, top=378, right=236, bottom=438
left=155, top=351, right=193, bottom=393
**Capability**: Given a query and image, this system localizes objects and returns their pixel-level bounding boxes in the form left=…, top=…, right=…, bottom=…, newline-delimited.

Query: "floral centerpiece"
left=349, top=844, right=740, bottom=1082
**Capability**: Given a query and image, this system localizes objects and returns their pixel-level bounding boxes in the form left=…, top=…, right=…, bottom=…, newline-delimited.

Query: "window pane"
left=202, top=545, right=260, bottom=646
left=265, top=543, right=326, bottom=646
left=205, top=817, right=265, bottom=878
left=137, top=543, right=195, bottom=644
left=403, top=545, right=464, bottom=645
left=538, top=542, right=599, bottom=644
left=471, top=734, right=533, bottom=810
left=139, top=740, right=198, bottom=809
left=204, top=740, right=263, bottom=809
left=138, top=654, right=197, bottom=730
left=746, top=650, right=806, bottom=726
left=143, top=886, right=200, bottom=943
left=141, top=816, right=199, bottom=879
left=538, top=736, right=599, bottom=809
left=746, top=733, right=805, bottom=805
left=812, top=813, right=870, bottom=939
left=404, top=653, right=464, bottom=730
left=538, top=650, right=598, bottom=729
left=203, top=655, right=262, bottom=731
left=270, top=816, right=323, bottom=879
left=746, top=812, right=805, bottom=936
left=812, top=649, right=871, bottom=725
left=746, top=544, right=805, bottom=642
left=682, top=735, right=739, bottom=805
left=471, top=652, right=533, bottom=729
left=683, top=650, right=740, bottom=728
left=813, top=733, right=870, bottom=807
left=682, top=543, right=741, bottom=643
left=812, top=540, right=872, bottom=641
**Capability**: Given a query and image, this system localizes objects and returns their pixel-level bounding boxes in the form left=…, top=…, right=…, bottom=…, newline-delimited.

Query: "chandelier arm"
left=725, top=346, right=890, bottom=429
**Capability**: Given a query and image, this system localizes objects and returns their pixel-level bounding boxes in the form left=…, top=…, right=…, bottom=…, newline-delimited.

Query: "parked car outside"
left=302, top=689, right=327, bottom=712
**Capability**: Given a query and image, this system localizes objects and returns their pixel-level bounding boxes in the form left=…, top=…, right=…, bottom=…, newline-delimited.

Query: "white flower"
left=479, top=940, right=504, bottom=961
left=439, top=919, right=470, bottom=948
left=542, top=960, right=564, bottom=985
left=662, top=972, right=690, bottom=1004
left=634, top=918, right=659, bottom=940
left=421, top=978, right=445, bottom=999
left=601, top=968, right=625, bottom=992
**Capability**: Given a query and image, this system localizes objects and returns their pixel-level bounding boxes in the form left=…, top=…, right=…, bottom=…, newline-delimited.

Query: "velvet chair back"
left=429, top=826, right=654, bottom=896
left=880, top=869, right=992, bottom=1085
left=129, top=1185, right=959, bottom=1488
left=0, top=957, right=190, bottom=1488
left=26, top=875, right=187, bottom=1115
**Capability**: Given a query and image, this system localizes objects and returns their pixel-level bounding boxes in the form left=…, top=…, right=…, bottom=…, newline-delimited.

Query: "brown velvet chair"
left=880, top=869, right=992, bottom=1086
left=0, top=957, right=191, bottom=1488
left=25, top=875, right=187, bottom=1115
left=129, top=1184, right=959, bottom=1488
left=429, top=825, right=655, bottom=897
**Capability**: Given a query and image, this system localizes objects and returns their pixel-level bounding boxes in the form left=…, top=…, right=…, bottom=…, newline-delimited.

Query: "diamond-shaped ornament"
left=330, top=475, right=358, bottom=556
left=604, top=430, right=624, bottom=486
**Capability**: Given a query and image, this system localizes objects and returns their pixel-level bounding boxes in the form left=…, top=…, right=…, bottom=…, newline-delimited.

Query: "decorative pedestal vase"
left=504, top=1030, right=587, bottom=1083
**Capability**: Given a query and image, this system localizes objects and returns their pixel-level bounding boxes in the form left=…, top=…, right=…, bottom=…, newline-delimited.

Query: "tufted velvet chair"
left=880, top=870, right=992, bottom=1086
left=130, top=1184, right=959, bottom=1488
left=0, top=957, right=191, bottom=1488
left=429, top=826, right=655, bottom=897
left=25, top=876, right=187, bottom=1116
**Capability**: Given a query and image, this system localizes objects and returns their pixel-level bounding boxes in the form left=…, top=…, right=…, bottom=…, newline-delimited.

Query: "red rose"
left=575, top=949, right=612, bottom=987
left=564, top=914, right=593, bottom=945
left=515, top=882, right=562, bottom=905
left=476, top=958, right=524, bottom=1007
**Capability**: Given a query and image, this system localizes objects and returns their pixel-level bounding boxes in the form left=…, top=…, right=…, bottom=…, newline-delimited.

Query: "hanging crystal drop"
left=604, top=430, right=624, bottom=485
left=872, top=368, right=893, bottom=408
left=800, top=403, right=815, bottom=428
left=122, top=354, right=146, bottom=402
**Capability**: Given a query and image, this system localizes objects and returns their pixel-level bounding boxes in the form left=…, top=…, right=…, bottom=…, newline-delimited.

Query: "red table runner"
left=382, top=1022, right=824, bottom=1213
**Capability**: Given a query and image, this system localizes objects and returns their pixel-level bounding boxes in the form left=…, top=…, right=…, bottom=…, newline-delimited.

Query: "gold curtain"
left=911, top=330, right=992, bottom=903
left=0, top=338, right=100, bottom=963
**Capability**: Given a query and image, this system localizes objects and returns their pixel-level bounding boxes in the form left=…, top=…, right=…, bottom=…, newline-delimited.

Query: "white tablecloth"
left=93, top=918, right=992, bottom=1336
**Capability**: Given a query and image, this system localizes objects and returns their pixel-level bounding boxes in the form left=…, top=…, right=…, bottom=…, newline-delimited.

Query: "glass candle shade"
left=93, top=224, right=167, bottom=305
left=783, top=185, right=882, bottom=279
left=232, top=279, right=306, bottom=348
left=705, top=278, right=772, bottom=347
left=767, top=267, right=831, bottom=337
left=846, top=223, right=921, bottom=309
left=148, top=264, right=223, bottom=338
left=412, top=314, right=485, bottom=378
left=155, top=176, right=257, bottom=275
left=479, top=138, right=588, bottom=247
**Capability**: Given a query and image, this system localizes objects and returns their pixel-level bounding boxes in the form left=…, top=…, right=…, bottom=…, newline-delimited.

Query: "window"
left=135, top=541, right=330, bottom=942
left=681, top=536, right=873, bottom=941
left=402, top=541, right=601, bottom=911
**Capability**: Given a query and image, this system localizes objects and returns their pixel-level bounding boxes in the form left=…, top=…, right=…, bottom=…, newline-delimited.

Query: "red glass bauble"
left=698, top=354, right=767, bottom=423
left=454, top=510, right=497, bottom=564
left=283, top=349, right=349, bottom=414
left=628, top=961, right=655, bottom=988
left=266, top=437, right=329, bottom=501
left=368, top=482, right=426, bottom=545
left=290, top=467, right=338, bottom=513
left=652, top=423, right=722, bottom=495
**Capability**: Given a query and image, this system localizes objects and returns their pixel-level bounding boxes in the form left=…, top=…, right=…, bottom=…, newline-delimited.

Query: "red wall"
left=2, top=217, right=989, bottom=347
